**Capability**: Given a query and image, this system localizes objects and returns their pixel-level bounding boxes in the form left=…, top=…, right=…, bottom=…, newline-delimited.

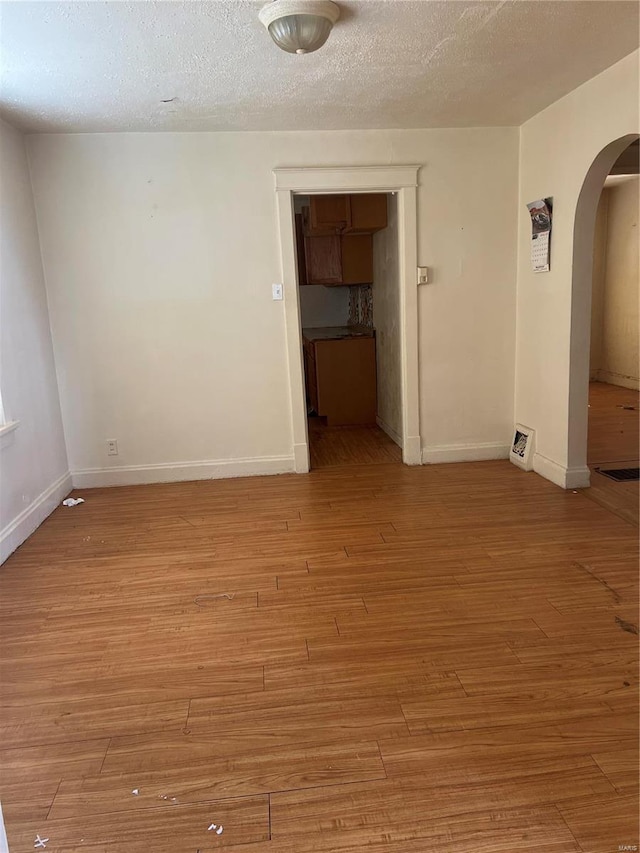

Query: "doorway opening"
left=274, top=166, right=421, bottom=474
left=585, top=140, right=639, bottom=523
left=567, top=134, right=639, bottom=524
left=294, top=192, right=402, bottom=468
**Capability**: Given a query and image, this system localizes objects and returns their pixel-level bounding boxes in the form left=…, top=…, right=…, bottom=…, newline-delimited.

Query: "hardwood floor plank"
left=8, top=795, right=269, bottom=852
left=559, top=792, right=639, bottom=853
left=49, top=741, right=385, bottom=819
left=0, top=698, right=189, bottom=749
left=592, top=748, right=640, bottom=793
left=400, top=694, right=613, bottom=734
left=186, top=689, right=410, bottom=747
left=0, top=457, right=637, bottom=850
left=271, top=781, right=582, bottom=851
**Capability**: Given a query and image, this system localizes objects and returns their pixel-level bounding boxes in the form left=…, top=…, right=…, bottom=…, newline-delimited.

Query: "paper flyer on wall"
left=527, top=198, right=552, bottom=273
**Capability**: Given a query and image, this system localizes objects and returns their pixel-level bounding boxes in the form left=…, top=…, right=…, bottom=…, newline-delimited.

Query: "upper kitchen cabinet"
left=304, top=234, right=373, bottom=286
left=305, top=195, right=349, bottom=235
left=303, top=194, right=388, bottom=237
left=344, top=194, right=388, bottom=234
left=340, top=235, right=373, bottom=284
left=304, top=235, right=343, bottom=285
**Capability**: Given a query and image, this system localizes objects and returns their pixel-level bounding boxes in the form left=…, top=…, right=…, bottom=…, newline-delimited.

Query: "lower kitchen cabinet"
left=304, top=335, right=376, bottom=426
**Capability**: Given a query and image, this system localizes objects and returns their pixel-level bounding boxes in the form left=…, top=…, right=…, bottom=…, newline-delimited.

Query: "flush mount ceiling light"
left=259, top=0, right=340, bottom=55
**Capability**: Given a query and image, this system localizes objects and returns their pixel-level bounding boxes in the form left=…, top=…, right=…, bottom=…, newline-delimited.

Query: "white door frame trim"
left=274, top=165, right=421, bottom=472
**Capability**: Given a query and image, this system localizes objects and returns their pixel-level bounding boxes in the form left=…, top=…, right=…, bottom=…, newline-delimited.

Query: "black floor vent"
left=596, top=467, right=640, bottom=482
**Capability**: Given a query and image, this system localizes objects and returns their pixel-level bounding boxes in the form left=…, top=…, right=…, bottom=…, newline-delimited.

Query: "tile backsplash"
left=348, top=284, right=373, bottom=328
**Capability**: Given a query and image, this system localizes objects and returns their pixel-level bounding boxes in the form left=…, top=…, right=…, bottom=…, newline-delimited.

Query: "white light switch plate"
left=272, top=283, right=283, bottom=301
left=417, top=266, right=429, bottom=285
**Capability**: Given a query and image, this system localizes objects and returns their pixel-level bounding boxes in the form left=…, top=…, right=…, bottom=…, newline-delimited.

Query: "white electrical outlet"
left=107, top=439, right=118, bottom=456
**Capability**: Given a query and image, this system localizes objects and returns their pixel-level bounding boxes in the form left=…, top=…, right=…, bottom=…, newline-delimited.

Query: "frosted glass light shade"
left=268, top=15, right=332, bottom=54
left=259, top=1, right=340, bottom=55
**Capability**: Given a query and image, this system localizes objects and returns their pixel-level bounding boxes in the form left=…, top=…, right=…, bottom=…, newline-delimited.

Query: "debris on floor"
left=34, top=836, right=49, bottom=849
left=62, top=497, right=85, bottom=507
left=208, top=823, right=224, bottom=834
left=194, top=593, right=235, bottom=606
left=131, top=788, right=139, bottom=795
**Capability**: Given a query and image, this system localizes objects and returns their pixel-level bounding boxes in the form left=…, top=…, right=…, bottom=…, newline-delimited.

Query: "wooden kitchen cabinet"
left=340, top=234, right=373, bottom=284
left=304, top=233, right=372, bottom=285
left=304, top=234, right=342, bottom=284
left=304, top=334, right=377, bottom=426
left=344, top=194, right=388, bottom=234
left=304, top=194, right=387, bottom=236
left=303, top=338, right=318, bottom=412
left=295, top=214, right=308, bottom=285
left=306, top=195, right=349, bottom=235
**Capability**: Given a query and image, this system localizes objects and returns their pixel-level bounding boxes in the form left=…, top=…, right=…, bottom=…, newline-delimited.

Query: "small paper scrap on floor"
left=62, top=497, right=85, bottom=507
left=132, top=788, right=139, bottom=795
left=208, top=824, right=224, bottom=834
left=34, top=836, right=49, bottom=849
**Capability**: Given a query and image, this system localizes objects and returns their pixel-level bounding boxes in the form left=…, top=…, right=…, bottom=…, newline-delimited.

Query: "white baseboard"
left=292, top=443, right=310, bottom=474
left=593, top=370, right=639, bottom=391
left=72, top=454, right=296, bottom=488
left=376, top=416, right=403, bottom=449
left=533, top=452, right=590, bottom=489
left=422, top=442, right=510, bottom=465
left=0, top=471, right=72, bottom=564
left=402, top=434, right=422, bottom=465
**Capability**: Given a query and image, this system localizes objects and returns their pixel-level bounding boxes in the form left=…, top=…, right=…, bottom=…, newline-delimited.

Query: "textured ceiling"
left=1, top=0, right=638, bottom=133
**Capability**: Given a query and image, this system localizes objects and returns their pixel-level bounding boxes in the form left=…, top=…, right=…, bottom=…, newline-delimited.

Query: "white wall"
left=515, top=51, right=639, bottom=488
left=589, top=189, right=609, bottom=378
left=372, top=194, right=402, bottom=445
left=0, top=120, right=70, bottom=562
left=590, top=178, right=639, bottom=389
left=27, top=127, right=519, bottom=486
left=299, top=286, right=350, bottom=329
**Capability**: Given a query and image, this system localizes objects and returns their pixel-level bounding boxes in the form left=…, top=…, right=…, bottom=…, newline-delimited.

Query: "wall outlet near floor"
left=107, top=439, right=119, bottom=456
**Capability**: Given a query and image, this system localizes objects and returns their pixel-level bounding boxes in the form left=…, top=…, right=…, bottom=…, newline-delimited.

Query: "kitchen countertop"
left=302, top=325, right=374, bottom=342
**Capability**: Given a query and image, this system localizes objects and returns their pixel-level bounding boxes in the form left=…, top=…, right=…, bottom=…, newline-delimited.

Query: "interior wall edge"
left=0, top=471, right=72, bottom=565
left=376, top=416, right=403, bottom=449
left=532, top=452, right=591, bottom=489
left=71, top=454, right=296, bottom=488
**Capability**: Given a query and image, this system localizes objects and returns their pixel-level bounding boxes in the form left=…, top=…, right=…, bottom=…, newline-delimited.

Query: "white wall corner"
left=533, top=452, right=591, bottom=489
left=0, top=470, right=72, bottom=564
left=376, top=417, right=403, bottom=449
left=593, top=370, right=639, bottom=391
left=71, top=455, right=296, bottom=489
left=421, top=442, right=510, bottom=465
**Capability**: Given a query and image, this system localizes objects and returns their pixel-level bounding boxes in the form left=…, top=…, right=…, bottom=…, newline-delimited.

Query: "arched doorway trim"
left=567, top=134, right=639, bottom=479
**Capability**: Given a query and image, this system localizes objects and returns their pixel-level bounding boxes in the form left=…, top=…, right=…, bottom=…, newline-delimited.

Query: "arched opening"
left=567, top=134, right=639, bottom=489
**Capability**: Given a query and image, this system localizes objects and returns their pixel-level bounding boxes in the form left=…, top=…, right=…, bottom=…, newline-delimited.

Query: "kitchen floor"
left=308, top=416, right=402, bottom=468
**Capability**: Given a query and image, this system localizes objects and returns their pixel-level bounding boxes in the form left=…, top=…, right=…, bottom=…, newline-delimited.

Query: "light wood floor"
left=585, top=381, right=639, bottom=525
left=308, top=417, right=402, bottom=468
left=0, top=460, right=638, bottom=852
